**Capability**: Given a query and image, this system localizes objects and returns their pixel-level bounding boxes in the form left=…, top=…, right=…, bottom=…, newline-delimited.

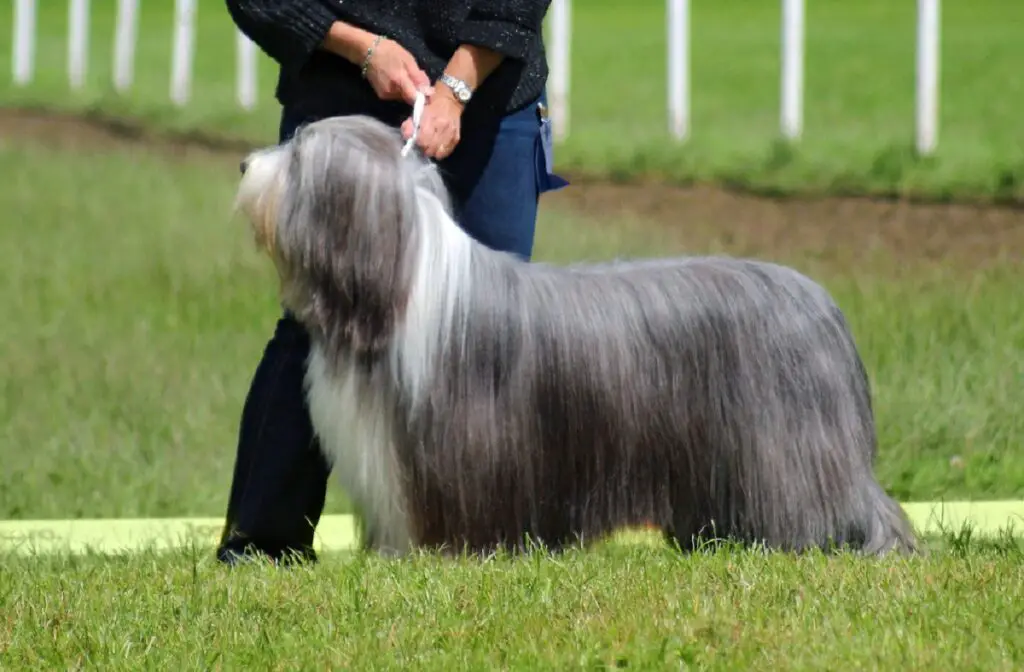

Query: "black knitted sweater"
left=226, top=0, right=552, bottom=121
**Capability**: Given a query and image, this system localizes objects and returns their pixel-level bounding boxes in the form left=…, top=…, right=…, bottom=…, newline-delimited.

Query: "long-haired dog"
left=234, top=115, right=918, bottom=558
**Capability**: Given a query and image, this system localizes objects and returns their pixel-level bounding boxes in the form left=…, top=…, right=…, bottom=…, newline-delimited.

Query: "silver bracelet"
left=361, top=35, right=383, bottom=78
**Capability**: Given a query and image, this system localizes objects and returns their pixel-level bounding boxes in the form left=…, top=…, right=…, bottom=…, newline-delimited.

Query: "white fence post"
left=667, top=0, right=690, bottom=141
left=915, top=0, right=940, bottom=156
left=113, top=0, right=139, bottom=92
left=170, top=0, right=196, bottom=106
left=236, top=31, right=258, bottom=110
left=548, top=0, right=571, bottom=142
left=780, top=0, right=805, bottom=141
left=12, top=0, right=37, bottom=86
left=3, top=0, right=951, bottom=137
left=68, top=0, right=90, bottom=90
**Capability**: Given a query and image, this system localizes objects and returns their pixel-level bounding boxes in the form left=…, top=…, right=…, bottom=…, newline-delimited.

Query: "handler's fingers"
left=398, top=76, right=421, bottom=106
left=397, top=69, right=434, bottom=105
left=414, top=121, right=439, bottom=157
left=401, top=118, right=414, bottom=140
left=436, top=136, right=459, bottom=160
left=427, top=127, right=459, bottom=160
left=438, top=129, right=460, bottom=160
left=407, top=64, right=433, bottom=94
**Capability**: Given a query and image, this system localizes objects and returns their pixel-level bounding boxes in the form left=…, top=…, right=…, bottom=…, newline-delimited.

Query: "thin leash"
left=400, top=90, right=427, bottom=158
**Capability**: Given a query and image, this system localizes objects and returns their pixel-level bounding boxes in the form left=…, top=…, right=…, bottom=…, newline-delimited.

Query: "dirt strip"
left=3, top=107, right=1021, bottom=269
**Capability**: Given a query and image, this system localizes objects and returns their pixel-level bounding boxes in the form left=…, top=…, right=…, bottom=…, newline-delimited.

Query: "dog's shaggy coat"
left=234, top=115, right=918, bottom=557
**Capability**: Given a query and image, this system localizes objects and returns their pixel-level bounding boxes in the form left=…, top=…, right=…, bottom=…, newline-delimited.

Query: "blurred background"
left=1, top=0, right=1021, bottom=524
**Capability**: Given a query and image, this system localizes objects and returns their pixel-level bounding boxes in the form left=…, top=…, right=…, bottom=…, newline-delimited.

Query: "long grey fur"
left=236, top=114, right=919, bottom=557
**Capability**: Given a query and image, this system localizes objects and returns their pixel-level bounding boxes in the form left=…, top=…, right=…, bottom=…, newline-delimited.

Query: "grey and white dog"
left=234, top=115, right=918, bottom=558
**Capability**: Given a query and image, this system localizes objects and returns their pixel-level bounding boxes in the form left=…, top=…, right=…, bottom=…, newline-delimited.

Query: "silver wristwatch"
left=439, top=73, right=472, bottom=105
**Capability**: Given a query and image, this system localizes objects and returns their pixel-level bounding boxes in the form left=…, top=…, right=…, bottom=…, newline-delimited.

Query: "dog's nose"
left=239, top=158, right=249, bottom=175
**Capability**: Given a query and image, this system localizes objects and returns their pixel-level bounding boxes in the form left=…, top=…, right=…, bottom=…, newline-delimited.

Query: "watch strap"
left=439, top=73, right=472, bottom=104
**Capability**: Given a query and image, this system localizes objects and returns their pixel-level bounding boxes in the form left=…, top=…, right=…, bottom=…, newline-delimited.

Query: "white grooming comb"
left=400, top=90, right=427, bottom=158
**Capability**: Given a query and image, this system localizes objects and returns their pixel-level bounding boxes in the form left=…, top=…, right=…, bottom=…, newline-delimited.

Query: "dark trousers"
left=217, top=94, right=567, bottom=563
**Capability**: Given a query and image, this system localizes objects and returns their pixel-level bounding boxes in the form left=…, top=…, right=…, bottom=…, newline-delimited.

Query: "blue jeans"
left=216, top=94, right=567, bottom=563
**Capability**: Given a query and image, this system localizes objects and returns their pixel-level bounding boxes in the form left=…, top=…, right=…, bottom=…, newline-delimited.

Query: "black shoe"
left=216, top=529, right=319, bottom=567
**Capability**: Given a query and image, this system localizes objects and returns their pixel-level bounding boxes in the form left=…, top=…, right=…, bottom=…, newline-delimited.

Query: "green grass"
left=2, top=538, right=1024, bottom=669
left=2, top=3, right=1023, bottom=667
left=3, top=0, right=1024, bottom=199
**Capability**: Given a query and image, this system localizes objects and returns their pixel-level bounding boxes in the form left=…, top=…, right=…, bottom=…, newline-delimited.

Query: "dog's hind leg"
left=857, top=479, right=919, bottom=555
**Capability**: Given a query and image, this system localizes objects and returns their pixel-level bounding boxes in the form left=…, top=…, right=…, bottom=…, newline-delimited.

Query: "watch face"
left=457, top=87, right=471, bottom=102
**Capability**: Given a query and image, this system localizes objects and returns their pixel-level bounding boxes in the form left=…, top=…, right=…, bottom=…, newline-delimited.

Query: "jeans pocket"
left=536, top=103, right=570, bottom=194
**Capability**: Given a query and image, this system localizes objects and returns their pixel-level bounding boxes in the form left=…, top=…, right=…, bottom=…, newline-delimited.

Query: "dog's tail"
left=861, top=481, right=920, bottom=555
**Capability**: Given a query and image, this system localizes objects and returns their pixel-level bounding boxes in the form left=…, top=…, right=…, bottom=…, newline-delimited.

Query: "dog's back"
left=448, top=252, right=919, bottom=554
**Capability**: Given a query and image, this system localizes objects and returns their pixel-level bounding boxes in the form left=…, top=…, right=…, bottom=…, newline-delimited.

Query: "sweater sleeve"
left=225, top=0, right=339, bottom=69
left=457, top=0, right=550, bottom=61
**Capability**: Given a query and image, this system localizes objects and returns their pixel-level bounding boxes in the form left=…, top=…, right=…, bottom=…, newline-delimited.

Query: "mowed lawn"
left=2, top=0, right=1024, bottom=199
left=4, top=143, right=1019, bottom=669
left=2, top=540, right=1024, bottom=669
left=2, top=1, right=1024, bottom=668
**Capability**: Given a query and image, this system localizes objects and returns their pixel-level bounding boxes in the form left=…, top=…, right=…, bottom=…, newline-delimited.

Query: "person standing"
left=218, top=0, right=567, bottom=564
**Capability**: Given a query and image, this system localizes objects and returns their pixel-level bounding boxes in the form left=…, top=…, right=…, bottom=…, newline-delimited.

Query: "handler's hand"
left=401, top=87, right=463, bottom=160
left=364, top=38, right=432, bottom=105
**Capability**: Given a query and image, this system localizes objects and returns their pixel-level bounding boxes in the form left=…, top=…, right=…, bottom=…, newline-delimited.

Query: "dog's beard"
left=236, top=147, right=286, bottom=260
left=236, top=146, right=305, bottom=314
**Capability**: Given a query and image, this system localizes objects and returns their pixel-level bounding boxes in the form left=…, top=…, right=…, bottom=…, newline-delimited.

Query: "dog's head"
left=234, top=115, right=443, bottom=360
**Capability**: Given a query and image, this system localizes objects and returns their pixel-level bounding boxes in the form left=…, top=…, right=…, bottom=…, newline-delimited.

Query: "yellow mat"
left=1, top=501, right=1021, bottom=556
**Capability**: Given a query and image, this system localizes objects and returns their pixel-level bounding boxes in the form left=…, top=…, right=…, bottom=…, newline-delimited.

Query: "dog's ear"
left=279, top=122, right=414, bottom=362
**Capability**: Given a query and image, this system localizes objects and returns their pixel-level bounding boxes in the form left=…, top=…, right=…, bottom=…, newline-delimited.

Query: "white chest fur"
left=304, top=345, right=413, bottom=556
